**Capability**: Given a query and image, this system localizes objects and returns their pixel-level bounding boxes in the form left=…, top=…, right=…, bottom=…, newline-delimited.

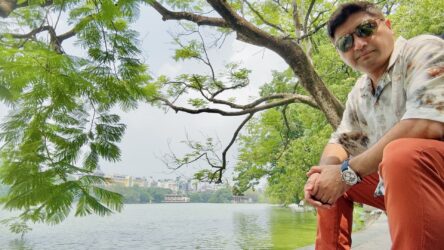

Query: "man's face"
left=334, top=12, right=394, bottom=75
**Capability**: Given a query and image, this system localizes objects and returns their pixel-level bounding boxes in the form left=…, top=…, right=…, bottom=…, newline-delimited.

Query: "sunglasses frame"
left=335, top=19, right=382, bottom=53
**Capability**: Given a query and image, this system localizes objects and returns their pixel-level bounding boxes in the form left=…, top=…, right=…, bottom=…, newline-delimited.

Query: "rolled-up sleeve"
left=329, top=88, right=368, bottom=156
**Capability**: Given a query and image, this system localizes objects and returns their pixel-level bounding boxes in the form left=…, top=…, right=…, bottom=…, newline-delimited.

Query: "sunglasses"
left=335, top=19, right=381, bottom=52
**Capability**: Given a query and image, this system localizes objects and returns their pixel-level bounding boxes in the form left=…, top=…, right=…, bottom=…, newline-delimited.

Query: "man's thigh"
left=345, top=172, right=385, bottom=210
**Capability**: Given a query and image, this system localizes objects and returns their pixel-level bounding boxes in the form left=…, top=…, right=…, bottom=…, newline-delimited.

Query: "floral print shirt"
left=328, top=35, right=444, bottom=196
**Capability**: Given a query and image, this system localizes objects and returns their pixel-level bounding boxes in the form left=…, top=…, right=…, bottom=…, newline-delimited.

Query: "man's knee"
left=380, top=138, right=419, bottom=180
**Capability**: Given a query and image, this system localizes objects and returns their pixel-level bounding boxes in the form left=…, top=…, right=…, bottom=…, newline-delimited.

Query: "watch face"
left=342, top=170, right=358, bottom=185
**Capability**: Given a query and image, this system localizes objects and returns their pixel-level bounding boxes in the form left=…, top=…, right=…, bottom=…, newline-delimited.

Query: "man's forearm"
left=319, top=143, right=349, bottom=165
left=350, top=119, right=444, bottom=177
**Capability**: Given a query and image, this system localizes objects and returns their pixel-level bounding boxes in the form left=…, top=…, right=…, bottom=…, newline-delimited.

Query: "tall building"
left=157, top=179, right=178, bottom=192
left=132, top=177, right=148, bottom=187
left=106, top=174, right=132, bottom=187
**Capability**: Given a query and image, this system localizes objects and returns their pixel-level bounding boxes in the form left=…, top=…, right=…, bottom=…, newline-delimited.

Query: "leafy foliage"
left=389, top=0, right=444, bottom=38
left=0, top=217, right=32, bottom=239
left=0, top=0, right=149, bottom=228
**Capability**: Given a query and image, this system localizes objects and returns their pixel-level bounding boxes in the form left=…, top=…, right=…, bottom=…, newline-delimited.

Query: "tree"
left=208, top=187, right=232, bottom=203
left=0, top=0, right=442, bottom=227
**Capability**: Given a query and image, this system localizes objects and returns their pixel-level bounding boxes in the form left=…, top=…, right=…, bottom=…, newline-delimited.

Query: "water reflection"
left=8, top=239, right=33, bottom=250
left=233, top=206, right=316, bottom=249
left=233, top=211, right=272, bottom=249
left=269, top=207, right=317, bottom=249
left=2, top=204, right=316, bottom=249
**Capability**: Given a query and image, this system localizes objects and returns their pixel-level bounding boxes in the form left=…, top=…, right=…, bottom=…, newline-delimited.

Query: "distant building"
left=196, top=182, right=225, bottom=192
left=106, top=174, right=132, bottom=187
left=82, top=171, right=233, bottom=194
left=163, top=194, right=190, bottom=203
left=232, top=196, right=252, bottom=203
left=158, top=179, right=178, bottom=192
left=147, top=176, right=158, bottom=187
left=177, top=178, right=192, bottom=193
left=132, top=177, right=148, bottom=187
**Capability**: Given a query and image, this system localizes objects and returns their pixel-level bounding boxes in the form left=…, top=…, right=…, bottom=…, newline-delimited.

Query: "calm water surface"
left=0, top=204, right=316, bottom=250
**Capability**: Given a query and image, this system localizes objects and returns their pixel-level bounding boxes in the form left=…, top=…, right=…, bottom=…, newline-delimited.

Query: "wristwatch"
left=340, top=159, right=361, bottom=186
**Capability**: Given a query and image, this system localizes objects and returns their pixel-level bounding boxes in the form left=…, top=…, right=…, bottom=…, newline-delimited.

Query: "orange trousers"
left=315, top=138, right=444, bottom=249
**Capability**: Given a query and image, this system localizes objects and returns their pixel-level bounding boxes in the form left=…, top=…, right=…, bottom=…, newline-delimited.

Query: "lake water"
left=0, top=204, right=317, bottom=250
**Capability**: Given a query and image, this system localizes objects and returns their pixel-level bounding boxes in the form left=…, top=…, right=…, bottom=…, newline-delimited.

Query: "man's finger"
left=307, top=166, right=322, bottom=176
left=319, top=194, right=331, bottom=205
left=305, top=190, right=324, bottom=208
left=316, top=195, right=333, bottom=209
left=327, top=198, right=336, bottom=205
left=305, top=175, right=318, bottom=191
left=306, top=197, right=324, bottom=207
left=311, top=179, right=319, bottom=196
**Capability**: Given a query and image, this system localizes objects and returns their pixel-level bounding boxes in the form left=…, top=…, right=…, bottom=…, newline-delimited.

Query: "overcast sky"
left=0, top=6, right=288, bottom=180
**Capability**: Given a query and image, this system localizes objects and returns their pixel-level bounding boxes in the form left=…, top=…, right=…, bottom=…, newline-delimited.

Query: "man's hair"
left=327, top=1, right=384, bottom=39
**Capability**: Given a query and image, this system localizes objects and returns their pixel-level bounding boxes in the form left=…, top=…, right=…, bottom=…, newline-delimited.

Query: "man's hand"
left=304, top=172, right=333, bottom=209
left=306, top=165, right=351, bottom=206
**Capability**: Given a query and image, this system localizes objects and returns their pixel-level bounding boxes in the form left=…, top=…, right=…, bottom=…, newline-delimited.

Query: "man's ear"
left=385, top=19, right=392, bottom=29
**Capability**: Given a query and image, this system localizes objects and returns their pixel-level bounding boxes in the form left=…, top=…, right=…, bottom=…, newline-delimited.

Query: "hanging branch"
left=243, top=0, right=286, bottom=33
left=303, top=0, right=316, bottom=34
left=275, top=104, right=291, bottom=161
left=215, top=112, right=254, bottom=183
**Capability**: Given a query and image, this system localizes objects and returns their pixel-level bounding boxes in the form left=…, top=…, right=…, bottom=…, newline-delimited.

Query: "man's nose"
left=353, top=35, right=368, bottom=50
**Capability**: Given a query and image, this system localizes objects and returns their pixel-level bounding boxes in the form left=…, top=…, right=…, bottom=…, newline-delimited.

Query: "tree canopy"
left=0, top=0, right=442, bottom=228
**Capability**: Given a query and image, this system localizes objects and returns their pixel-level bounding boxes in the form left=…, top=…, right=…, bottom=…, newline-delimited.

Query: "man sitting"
left=304, top=1, right=444, bottom=249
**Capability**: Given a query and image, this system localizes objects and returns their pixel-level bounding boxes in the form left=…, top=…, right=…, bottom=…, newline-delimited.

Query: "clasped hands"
left=304, top=164, right=351, bottom=209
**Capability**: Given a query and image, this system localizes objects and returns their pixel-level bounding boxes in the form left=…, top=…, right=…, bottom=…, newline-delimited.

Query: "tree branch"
left=57, top=27, right=76, bottom=42
left=292, top=0, right=303, bottom=40
left=2, top=25, right=52, bottom=39
left=272, top=0, right=290, bottom=13
left=0, top=0, right=53, bottom=18
left=216, top=112, right=254, bottom=182
left=297, top=21, right=327, bottom=42
left=1, top=24, right=77, bottom=52
left=243, top=0, right=285, bottom=33
left=157, top=93, right=318, bottom=116
left=148, top=0, right=229, bottom=28
left=206, top=0, right=282, bottom=48
left=303, top=0, right=316, bottom=34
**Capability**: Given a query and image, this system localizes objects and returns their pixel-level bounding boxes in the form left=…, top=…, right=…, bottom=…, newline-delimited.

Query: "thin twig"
left=243, top=0, right=285, bottom=33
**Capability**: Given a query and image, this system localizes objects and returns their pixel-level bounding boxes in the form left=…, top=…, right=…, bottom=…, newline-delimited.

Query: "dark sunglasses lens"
left=337, top=35, right=353, bottom=52
left=356, top=22, right=376, bottom=37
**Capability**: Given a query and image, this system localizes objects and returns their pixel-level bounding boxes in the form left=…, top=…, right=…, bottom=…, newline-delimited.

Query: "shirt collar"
left=388, top=36, right=407, bottom=69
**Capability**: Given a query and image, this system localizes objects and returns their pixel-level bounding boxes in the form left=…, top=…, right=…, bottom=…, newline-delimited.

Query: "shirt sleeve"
left=401, top=35, right=444, bottom=123
left=329, top=88, right=369, bottom=156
